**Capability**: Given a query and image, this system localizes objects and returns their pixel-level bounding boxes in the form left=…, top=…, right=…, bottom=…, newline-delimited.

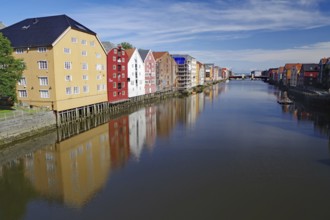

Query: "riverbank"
left=0, top=80, right=225, bottom=147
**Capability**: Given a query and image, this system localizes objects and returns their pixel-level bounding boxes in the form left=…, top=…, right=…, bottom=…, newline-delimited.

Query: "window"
left=82, top=63, right=88, bottom=70
left=96, top=64, right=103, bottom=71
left=113, top=82, right=116, bottom=88
left=38, top=47, right=47, bottom=53
left=64, top=61, right=72, bottom=70
left=81, top=50, right=87, bottom=56
left=64, top=48, right=71, bottom=54
left=74, top=86, right=80, bottom=94
left=83, top=85, right=89, bottom=93
left=122, top=58, right=125, bottom=62
left=81, top=39, right=87, bottom=45
left=97, top=75, right=102, bottom=80
left=96, top=53, right=101, bottom=58
left=122, top=66, right=125, bottom=71
left=66, top=87, right=72, bottom=95
left=38, top=61, right=48, bottom=69
left=113, top=65, right=116, bottom=70
left=122, top=91, right=125, bottom=95
left=90, top=41, right=95, bottom=47
left=114, top=49, right=117, bottom=54
left=122, top=82, right=125, bottom=88
left=40, top=90, right=49, bottom=98
left=113, top=56, right=116, bottom=61
left=113, top=73, right=116, bottom=78
left=122, top=51, right=125, bottom=56
left=71, top=37, right=78, bottom=43
left=15, top=48, right=24, bottom=54
left=39, top=77, right=48, bottom=86
left=18, top=90, right=27, bottom=97
left=97, top=84, right=101, bottom=91
left=18, top=77, right=27, bottom=86
left=83, top=75, right=88, bottom=80
left=113, top=92, right=117, bottom=97
left=65, top=75, right=72, bottom=81
left=122, top=73, right=125, bottom=78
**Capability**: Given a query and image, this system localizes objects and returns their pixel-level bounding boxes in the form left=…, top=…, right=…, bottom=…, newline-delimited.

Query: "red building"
left=103, top=42, right=129, bottom=103
left=108, top=115, right=130, bottom=169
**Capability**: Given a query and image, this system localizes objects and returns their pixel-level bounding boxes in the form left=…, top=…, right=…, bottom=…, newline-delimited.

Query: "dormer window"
left=38, top=47, right=47, bottom=53
left=15, top=48, right=24, bottom=54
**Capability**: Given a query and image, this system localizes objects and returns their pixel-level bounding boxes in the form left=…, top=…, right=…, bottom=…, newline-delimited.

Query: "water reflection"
left=2, top=82, right=330, bottom=219
left=0, top=86, right=221, bottom=216
left=274, top=89, right=330, bottom=139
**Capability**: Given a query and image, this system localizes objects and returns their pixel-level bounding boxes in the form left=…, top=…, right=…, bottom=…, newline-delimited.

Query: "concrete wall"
left=0, top=111, right=56, bottom=145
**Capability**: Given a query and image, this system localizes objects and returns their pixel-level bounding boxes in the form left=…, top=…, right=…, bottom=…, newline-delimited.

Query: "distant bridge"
left=229, top=75, right=268, bottom=80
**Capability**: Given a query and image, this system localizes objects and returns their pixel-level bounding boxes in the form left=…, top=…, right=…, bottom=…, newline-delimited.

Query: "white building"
left=126, top=48, right=145, bottom=98
left=129, top=108, right=146, bottom=160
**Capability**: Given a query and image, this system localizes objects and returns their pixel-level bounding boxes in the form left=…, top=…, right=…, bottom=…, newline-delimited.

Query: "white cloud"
left=71, top=0, right=330, bottom=47
left=172, top=41, right=330, bottom=72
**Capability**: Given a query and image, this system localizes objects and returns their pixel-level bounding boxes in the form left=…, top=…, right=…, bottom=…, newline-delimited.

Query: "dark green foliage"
left=0, top=33, right=25, bottom=102
left=120, top=42, right=134, bottom=49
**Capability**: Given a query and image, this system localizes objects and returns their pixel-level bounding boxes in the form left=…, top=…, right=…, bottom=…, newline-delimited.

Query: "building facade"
left=138, top=49, right=156, bottom=94
left=153, top=52, right=177, bottom=91
left=126, top=48, right=145, bottom=98
left=171, top=54, right=196, bottom=91
left=1, top=15, right=107, bottom=111
left=204, top=64, right=214, bottom=83
left=103, top=42, right=129, bottom=103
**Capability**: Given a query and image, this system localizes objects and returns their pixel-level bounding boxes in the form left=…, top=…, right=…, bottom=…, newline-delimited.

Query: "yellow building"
left=0, top=15, right=107, bottom=111
left=24, top=123, right=111, bottom=208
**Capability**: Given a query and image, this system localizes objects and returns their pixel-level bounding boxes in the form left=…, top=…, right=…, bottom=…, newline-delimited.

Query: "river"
left=1, top=80, right=330, bottom=220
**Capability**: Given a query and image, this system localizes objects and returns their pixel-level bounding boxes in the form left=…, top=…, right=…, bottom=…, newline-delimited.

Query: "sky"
left=1, top=0, right=330, bottom=73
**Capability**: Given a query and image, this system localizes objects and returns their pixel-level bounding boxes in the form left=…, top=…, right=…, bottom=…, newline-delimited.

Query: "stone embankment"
left=0, top=111, right=57, bottom=146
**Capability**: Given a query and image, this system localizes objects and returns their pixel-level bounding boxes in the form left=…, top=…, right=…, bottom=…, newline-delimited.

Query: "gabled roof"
left=301, top=63, right=319, bottom=72
left=102, top=41, right=116, bottom=53
left=138, top=49, right=150, bottom=61
left=152, top=51, right=168, bottom=60
left=284, top=63, right=300, bottom=70
left=125, top=48, right=136, bottom=60
left=319, top=57, right=330, bottom=65
left=0, top=14, right=96, bottom=48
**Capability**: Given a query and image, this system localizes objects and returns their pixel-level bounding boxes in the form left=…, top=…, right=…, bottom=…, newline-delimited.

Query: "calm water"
left=1, top=80, right=330, bottom=220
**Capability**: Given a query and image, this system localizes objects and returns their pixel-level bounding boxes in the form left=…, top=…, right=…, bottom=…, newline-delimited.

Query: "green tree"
left=120, top=42, right=134, bottom=49
left=0, top=33, right=25, bottom=103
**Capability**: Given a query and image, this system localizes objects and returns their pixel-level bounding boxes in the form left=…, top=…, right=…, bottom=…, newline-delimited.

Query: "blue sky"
left=2, top=0, right=330, bottom=73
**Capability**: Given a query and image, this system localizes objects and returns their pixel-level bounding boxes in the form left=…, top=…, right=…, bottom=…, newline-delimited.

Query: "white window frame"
left=81, top=50, right=87, bottom=56
left=64, top=48, right=71, bottom=54
left=73, top=86, right=80, bottom=94
left=71, top=37, right=78, bottom=43
left=97, top=75, right=102, bottom=80
left=82, top=74, right=88, bottom=80
left=18, top=77, right=27, bottom=86
left=83, top=85, right=89, bottom=93
left=64, top=61, right=72, bottom=70
left=15, top=48, right=24, bottom=54
left=81, top=39, right=87, bottom=45
left=82, top=63, right=88, bottom=70
left=66, top=87, right=72, bottom=95
left=39, top=76, right=48, bottom=86
left=39, top=90, right=49, bottom=98
left=65, top=75, right=72, bottom=81
left=38, top=61, right=48, bottom=70
left=90, top=41, right=95, bottom=47
left=38, top=47, right=47, bottom=53
left=18, top=90, right=27, bottom=97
